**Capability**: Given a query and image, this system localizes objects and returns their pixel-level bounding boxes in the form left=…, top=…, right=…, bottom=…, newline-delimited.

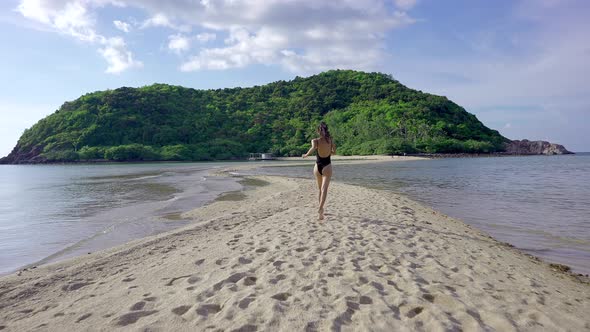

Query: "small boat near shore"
left=248, top=153, right=275, bottom=161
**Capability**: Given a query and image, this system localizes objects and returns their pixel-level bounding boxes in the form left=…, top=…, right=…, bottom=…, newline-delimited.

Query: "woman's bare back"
left=315, top=137, right=334, bottom=157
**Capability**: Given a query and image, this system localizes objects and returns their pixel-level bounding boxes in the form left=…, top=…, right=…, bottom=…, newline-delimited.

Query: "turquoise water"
left=0, top=162, right=246, bottom=275
left=254, top=154, right=590, bottom=275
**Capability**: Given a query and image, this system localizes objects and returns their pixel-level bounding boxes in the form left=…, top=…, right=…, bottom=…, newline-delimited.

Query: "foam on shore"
left=0, top=175, right=588, bottom=331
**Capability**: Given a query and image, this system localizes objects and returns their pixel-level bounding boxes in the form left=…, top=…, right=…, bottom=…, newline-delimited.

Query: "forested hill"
left=1, top=70, right=509, bottom=163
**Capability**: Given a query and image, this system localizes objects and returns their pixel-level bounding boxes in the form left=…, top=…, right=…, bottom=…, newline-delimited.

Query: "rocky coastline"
left=503, top=139, right=573, bottom=155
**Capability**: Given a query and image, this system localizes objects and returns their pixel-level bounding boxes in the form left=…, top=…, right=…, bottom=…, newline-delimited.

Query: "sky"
left=0, top=0, right=588, bottom=156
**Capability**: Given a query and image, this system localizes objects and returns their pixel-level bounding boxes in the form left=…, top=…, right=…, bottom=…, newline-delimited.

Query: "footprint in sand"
left=422, top=294, right=435, bottom=303
left=196, top=304, right=222, bottom=317
left=359, top=296, right=373, bottom=305
left=243, top=276, right=257, bottom=286
left=215, top=258, right=228, bottom=265
left=269, top=274, right=287, bottom=284
left=76, top=313, right=92, bottom=323
left=406, top=307, right=424, bottom=318
left=271, top=292, right=291, bottom=301
left=130, top=301, right=146, bottom=311
left=115, top=310, right=158, bottom=326
left=273, top=260, right=286, bottom=267
left=62, top=282, right=93, bottom=291
left=238, top=257, right=252, bottom=264
left=213, top=272, right=247, bottom=290
left=238, top=294, right=256, bottom=309
left=172, top=305, right=192, bottom=316
left=305, top=321, right=319, bottom=332
left=231, top=324, right=258, bottom=332
left=371, top=281, right=386, bottom=295
left=301, top=285, right=313, bottom=292
left=187, top=275, right=201, bottom=284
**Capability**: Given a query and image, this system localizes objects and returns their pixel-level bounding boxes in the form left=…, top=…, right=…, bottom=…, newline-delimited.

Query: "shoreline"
left=0, top=154, right=415, bottom=165
left=2, top=152, right=578, bottom=165
left=0, top=158, right=420, bottom=278
left=1, top=171, right=589, bottom=330
left=0, top=165, right=243, bottom=278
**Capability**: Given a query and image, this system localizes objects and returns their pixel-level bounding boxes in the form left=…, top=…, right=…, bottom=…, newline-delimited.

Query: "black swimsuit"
left=316, top=153, right=331, bottom=175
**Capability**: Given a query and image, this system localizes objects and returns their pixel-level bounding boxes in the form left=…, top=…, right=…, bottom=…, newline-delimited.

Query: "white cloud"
left=172, top=0, right=416, bottom=72
left=16, top=0, right=141, bottom=74
left=113, top=19, right=130, bottom=32
left=141, top=13, right=170, bottom=28
left=17, top=1, right=99, bottom=42
left=141, top=12, right=190, bottom=32
left=393, top=0, right=418, bottom=10
left=16, top=0, right=56, bottom=24
left=99, top=37, right=143, bottom=74
left=168, top=34, right=190, bottom=54
left=167, top=32, right=217, bottom=55
left=196, top=32, right=216, bottom=43
left=16, top=0, right=419, bottom=73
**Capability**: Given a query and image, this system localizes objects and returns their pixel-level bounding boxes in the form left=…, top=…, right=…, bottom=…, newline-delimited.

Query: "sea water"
left=0, top=162, right=246, bottom=275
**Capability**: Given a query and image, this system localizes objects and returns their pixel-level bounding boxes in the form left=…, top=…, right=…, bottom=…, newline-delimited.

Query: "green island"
left=1, top=70, right=510, bottom=163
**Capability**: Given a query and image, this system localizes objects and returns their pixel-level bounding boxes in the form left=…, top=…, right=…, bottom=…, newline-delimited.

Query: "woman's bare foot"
left=318, top=207, right=324, bottom=220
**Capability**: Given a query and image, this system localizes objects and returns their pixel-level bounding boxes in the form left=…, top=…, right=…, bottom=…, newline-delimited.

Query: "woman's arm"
left=331, top=141, right=336, bottom=155
left=302, top=139, right=317, bottom=158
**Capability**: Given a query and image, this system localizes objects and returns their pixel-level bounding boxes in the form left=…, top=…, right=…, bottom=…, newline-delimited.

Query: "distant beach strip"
left=1, top=169, right=588, bottom=331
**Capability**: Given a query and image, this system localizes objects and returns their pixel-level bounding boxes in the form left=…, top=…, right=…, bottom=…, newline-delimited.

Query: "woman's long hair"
left=318, top=122, right=331, bottom=143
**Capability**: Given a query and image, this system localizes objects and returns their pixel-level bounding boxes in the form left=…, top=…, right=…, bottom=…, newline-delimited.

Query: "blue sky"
left=1, top=0, right=588, bottom=156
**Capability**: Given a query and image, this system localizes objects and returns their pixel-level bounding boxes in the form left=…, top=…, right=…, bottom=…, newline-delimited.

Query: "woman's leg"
left=314, top=164, right=323, bottom=204
left=318, top=164, right=332, bottom=220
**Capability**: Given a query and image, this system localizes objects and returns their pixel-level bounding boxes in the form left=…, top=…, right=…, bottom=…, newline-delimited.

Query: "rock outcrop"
left=0, top=146, right=45, bottom=164
left=505, top=139, right=573, bottom=155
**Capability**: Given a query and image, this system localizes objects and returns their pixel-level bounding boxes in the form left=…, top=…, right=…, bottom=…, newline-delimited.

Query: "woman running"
left=302, top=122, right=336, bottom=220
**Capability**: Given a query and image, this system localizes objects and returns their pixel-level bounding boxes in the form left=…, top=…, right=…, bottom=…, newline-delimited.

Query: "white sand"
left=0, top=174, right=589, bottom=331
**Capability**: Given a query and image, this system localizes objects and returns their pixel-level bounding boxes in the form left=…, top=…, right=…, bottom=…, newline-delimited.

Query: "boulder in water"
left=504, top=139, right=573, bottom=155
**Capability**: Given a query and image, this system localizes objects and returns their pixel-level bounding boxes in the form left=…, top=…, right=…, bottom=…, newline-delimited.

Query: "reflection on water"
left=255, top=154, right=590, bottom=274
left=0, top=162, right=248, bottom=275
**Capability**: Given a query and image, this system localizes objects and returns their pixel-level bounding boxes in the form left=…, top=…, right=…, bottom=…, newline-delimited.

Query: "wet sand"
left=0, top=175, right=589, bottom=331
